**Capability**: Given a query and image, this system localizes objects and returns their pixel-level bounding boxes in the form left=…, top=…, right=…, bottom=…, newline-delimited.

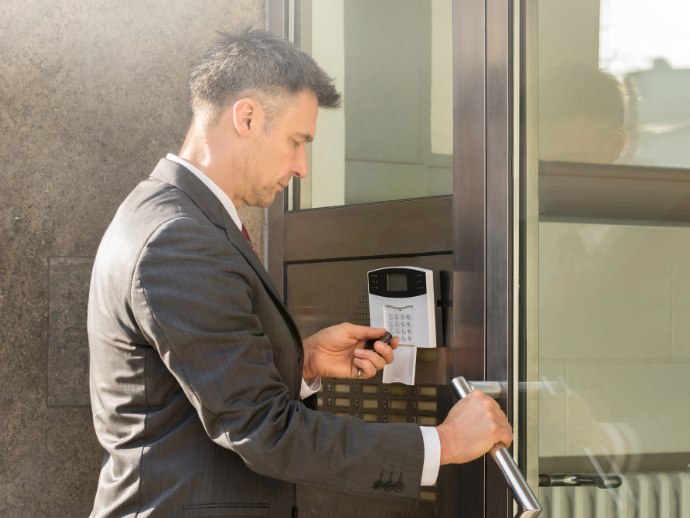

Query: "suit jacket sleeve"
left=130, top=214, right=425, bottom=498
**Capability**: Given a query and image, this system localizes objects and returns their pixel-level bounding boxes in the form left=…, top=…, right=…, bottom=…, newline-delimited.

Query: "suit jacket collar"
left=149, top=158, right=303, bottom=347
left=151, top=158, right=236, bottom=237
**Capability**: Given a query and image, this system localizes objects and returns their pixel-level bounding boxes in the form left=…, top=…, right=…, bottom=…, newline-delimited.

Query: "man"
left=88, top=29, right=512, bottom=517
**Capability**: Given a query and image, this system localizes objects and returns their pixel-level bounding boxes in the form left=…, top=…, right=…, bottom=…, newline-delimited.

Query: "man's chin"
left=256, top=195, right=278, bottom=208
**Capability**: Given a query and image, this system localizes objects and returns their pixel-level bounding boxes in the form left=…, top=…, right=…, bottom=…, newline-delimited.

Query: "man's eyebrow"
left=298, top=132, right=314, bottom=143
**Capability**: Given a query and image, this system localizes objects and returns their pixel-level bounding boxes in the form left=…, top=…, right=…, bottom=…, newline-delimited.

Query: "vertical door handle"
left=451, top=376, right=543, bottom=518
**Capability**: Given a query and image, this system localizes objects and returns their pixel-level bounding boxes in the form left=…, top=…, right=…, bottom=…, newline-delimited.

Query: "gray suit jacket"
left=88, top=159, right=425, bottom=517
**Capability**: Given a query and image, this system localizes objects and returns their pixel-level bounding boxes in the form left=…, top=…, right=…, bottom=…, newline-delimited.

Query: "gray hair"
left=188, top=29, right=341, bottom=125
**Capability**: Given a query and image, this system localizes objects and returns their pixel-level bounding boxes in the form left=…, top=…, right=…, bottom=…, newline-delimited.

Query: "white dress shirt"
left=165, top=154, right=440, bottom=486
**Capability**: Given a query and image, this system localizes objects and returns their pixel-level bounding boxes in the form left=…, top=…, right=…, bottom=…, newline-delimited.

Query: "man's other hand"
left=436, top=391, right=513, bottom=465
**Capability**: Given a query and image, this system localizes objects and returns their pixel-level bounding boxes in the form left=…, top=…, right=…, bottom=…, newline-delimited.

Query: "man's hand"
left=302, top=323, right=399, bottom=380
left=436, top=391, right=513, bottom=465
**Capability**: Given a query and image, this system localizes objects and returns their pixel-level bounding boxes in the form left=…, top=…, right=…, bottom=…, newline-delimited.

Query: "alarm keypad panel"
left=368, top=266, right=436, bottom=349
left=368, top=266, right=437, bottom=385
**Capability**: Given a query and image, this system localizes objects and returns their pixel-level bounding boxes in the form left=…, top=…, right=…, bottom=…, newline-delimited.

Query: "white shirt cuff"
left=419, top=426, right=441, bottom=486
left=300, top=377, right=322, bottom=399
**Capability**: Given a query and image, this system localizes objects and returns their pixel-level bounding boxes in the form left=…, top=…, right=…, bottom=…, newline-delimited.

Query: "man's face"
left=242, top=90, right=318, bottom=208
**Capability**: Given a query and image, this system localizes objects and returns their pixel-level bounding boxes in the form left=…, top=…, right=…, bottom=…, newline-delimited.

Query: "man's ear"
left=232, top=98, right=260, bottom=136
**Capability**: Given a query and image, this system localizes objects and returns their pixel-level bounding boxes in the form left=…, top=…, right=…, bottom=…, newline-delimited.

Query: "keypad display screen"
left=386, top=273, right=408, bottom=292
left=368, top=268, right=427, bottom=298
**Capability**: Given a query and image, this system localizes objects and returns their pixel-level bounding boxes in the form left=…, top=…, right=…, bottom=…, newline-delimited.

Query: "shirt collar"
left=165, top=153, right=243, bottom=231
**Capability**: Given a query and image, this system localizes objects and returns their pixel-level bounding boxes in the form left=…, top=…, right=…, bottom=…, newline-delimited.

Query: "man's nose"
left=292, top=146, right=308, bottom=179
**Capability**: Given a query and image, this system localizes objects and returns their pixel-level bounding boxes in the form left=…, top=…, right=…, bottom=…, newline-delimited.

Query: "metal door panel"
left=267, top=0, right=518, bottom=516
left=287, top=254, right=453, bottom=517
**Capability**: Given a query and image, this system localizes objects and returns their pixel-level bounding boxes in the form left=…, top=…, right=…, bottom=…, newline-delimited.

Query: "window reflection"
left=537, top=0, right=690, bottom=223
left=539, top=0, right=690, bottom=169
left=604, top=0, right=690, bottom=170
left=535, top=1, right=690, bottom=503
left=539, top=65, right=628, bottom=164
left=290, top=0, right=452, bottom=210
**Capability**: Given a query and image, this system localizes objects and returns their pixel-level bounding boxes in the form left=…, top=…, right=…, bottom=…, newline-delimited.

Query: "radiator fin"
left=540, top=471, right=690, bottom=517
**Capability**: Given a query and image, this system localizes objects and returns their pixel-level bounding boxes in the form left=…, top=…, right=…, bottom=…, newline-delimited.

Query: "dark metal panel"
left=283, top=197, right=452, bottom=263
left=271, top=199, right=453, bottom=310
left=286, top=255, right=452, bottom=343
left=452, top=0, right=488, bottom=516
left=485, top=0, right=514, bottom=515
left=287, top=255, right=454, bottom=517
left=453, top=0, right=487, bottom=376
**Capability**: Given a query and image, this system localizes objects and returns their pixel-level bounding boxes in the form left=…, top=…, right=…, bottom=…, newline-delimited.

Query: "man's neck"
left=178, top=122, right=244, bottom=209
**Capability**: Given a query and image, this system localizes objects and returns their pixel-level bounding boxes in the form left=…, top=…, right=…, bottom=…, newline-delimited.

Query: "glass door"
left=268, top=1, right=458, bottom=517
left=267, top=0, right=525, bottom=516
left=523, top=1, right=690, bottom=516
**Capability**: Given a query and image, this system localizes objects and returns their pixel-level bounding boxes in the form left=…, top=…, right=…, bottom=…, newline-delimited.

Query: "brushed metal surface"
left=452, top=0, right=489, bottom=515
left=266, top=0, right=521, bottom=516
left=486, top=0, right=515, bottom=516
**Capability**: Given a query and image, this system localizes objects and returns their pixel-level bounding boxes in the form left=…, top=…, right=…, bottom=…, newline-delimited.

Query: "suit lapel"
left=149, top=159, right=303, bottom=347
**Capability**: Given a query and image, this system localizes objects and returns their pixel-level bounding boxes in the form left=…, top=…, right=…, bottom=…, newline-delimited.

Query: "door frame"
left=452, top=0, right=516, bottom=515
left=266, top=1, right=519, bottom=516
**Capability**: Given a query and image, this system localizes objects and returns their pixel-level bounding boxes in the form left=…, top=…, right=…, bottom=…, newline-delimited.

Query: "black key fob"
left=364, top=331, right=393, bottom=350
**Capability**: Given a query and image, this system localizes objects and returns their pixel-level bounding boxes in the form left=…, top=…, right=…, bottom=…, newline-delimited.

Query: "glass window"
left=527, top=1, right=690, bottom=515
left=287, top=0, right=453, bottom=210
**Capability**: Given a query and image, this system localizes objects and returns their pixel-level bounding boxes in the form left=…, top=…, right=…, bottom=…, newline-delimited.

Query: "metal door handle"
left=539, top=473, right=623, bottom=489
left=451, top=376, right=543, bottom=518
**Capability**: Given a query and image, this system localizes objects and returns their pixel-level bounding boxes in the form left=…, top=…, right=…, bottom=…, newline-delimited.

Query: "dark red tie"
left=241, top=225, right=258, bottom=255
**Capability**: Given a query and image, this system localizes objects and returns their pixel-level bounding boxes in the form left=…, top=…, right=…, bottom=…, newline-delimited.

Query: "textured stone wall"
left=0, top=2, right=264, bottom=516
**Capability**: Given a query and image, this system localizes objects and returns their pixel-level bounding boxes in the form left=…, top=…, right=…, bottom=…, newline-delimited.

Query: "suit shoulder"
left=120, top=177, right=212, bottom=226
left=95, top=179, right=228, bottom=275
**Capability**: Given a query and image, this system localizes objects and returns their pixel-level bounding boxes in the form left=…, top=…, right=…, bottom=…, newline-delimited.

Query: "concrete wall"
left=0, top=2, right=264, bottom=516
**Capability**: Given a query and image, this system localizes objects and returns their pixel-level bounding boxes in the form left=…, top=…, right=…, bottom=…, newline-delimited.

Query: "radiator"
left=540, top=471, right=690, bottom=517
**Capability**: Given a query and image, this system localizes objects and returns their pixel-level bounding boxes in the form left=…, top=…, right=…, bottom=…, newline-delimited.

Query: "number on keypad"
left=386, top=306, right=414, bottom=344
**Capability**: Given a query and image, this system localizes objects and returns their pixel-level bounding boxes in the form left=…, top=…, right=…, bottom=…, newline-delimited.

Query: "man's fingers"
left=353, top=342, right=395, bottom=377
left=352, top=358, right=373, bottom=379
left=372, top=341, right=395, bottom=364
